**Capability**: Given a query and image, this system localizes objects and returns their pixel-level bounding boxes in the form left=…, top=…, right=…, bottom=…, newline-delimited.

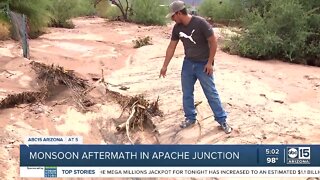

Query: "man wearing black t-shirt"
left=159, top=0, right=232, bottom=134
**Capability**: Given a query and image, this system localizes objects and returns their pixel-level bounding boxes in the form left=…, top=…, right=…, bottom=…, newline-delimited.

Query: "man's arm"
left=163, top=40, right=179, bottom=67
left=203, top=33, right=218, bottom=75
left=207, top=33, right=218, bottom=66
left=160, top=40, right=179, bottom=78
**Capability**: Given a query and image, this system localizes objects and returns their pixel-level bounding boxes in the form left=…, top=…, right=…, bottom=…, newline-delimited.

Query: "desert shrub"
left=199, top=0, right=244, bottom=25
left=222, top=0, right=320, bottom=66
left=8, top=0, right=52, bottom=38
left=49, top=0, right=95, bottom=28
left=95, top=0, right=128, bottom=20
left=131, top=0, right=168, bottom=25
left=133, top=36, right=152, bottom=48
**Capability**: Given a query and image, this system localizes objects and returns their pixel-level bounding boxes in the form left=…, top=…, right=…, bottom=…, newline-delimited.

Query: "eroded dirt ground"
left=0, top=17, right=319, bottom=180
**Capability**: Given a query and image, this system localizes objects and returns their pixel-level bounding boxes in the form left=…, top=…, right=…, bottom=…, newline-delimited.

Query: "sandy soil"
left=0, top=17, right=319, bottom=180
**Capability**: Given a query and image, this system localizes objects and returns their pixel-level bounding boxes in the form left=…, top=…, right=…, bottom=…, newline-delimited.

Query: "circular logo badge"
left=288, top=148, right=298, bottom=158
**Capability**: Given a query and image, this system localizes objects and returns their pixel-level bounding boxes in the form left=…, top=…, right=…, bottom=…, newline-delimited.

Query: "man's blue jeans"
left=181, top=58, right=227, bottom=124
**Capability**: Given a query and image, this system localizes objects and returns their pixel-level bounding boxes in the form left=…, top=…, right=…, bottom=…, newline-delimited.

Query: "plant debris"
left=0, top=90, right=47, bottom=109
left=133, top=36, right=152, bottom=48
left=105, top=87, right=162, bottom=144
left=0, top=61, right=94, bottom=111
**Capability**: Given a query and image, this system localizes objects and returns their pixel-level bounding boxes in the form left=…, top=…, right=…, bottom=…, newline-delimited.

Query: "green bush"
left=95, top=0, right=111, bottom=18
left=105, top=5, right=122, bottom=20
left=91, top=1, right=122, bottom=20
left=49, top=0, right=95, bottom=28
left=8, top=0, right=52, bottom=38
left=267, top=0, right=308, bottom=60
left=76, top=0, right=96, bottom=16
left=199, top=0, right=244, bottom=25
left=131, top=0, right=168, bottom=25
left=223, top=0, right=320, bottom=66
left=223, top=11, right=282, bottom=59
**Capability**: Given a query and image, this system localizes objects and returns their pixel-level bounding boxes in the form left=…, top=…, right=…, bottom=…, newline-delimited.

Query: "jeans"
left=181, top=58, right=227, bottom=124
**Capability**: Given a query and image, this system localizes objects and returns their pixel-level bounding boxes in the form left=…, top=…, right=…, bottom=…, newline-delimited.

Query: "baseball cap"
left=166, top=1, right=186, bottom=18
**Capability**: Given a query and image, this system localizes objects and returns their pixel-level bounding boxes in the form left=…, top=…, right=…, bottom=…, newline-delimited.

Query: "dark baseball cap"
left=166, top=0, right=186, bottom=18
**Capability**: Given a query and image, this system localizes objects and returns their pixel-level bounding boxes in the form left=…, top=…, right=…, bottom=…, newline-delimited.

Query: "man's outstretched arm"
left=160, top=40, right=179, bottom=78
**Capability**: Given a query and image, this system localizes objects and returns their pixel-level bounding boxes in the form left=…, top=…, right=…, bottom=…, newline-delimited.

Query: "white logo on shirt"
left=179, top=29, right=196, bottom=44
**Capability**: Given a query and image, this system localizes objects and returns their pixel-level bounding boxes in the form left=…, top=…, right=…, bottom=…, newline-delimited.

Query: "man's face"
left=171, top=12, right=182, bottom=24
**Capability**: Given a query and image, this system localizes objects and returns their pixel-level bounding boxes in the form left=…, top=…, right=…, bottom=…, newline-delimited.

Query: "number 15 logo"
left=298, top=147, right=310, bottom=159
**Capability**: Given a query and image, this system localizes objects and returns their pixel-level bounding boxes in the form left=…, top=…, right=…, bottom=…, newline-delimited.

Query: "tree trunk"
left=112, top=0, right=129, bottom=21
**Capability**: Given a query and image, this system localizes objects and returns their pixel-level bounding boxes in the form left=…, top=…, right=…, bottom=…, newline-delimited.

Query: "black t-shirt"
left=171, top=16, right=213, bottom=61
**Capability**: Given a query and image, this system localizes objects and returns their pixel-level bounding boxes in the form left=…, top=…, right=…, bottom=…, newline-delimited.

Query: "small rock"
left=34, top=108, right=44, bottom=114
left=260, top=94, right=267, bottom=98
left=119, top=86, right=130, bottom=91
left=263, top=136, right=267, bottom=139
left=91, top=77, right=100, bottom=81
left=304, top=75, right=319, bottom=80
left=274, top=100, right=284, bottom=104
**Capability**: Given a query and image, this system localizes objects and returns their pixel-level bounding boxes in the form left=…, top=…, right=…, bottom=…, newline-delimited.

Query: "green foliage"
left=222, top=0, right=320, bottom=66
left=95, top=0, right=111, bottom=18
left=131, top=0, right=168, bottom=25
left=223, top=12, right=282, bottom=59
left=77, top=0, right=96, bottom=16
left=8, top=0, right=52, bottom=38
left=94, top=0, right=124, bottom=20
left=49, top=0, right=95, bottom=28
left=199, top=0, right=244, bottom=24
left=105, top=5, right=122, bottom=19
left=106, top=6, right=121, bottom=19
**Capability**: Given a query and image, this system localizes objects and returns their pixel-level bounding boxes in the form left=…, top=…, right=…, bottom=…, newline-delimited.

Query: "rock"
left=91, top=77, right=100, bottom=81
left=304, top=75, right=320, bottom=80
left=34, top=108, right=44, bottom=114
left=260, top=94, right=267, bottom=98
left=274, top=100, right=284, bottom=104
left=119, top=86, right=130, bottom=91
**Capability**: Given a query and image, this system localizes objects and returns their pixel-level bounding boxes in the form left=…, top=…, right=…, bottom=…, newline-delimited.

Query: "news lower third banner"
left=20, top=144, right=320, bottom=178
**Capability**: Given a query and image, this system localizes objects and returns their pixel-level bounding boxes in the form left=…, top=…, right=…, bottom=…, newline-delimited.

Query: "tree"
left=109, top=0, right=131, bottom=21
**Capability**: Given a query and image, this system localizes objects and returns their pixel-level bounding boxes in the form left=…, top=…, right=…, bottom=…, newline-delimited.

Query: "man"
left=159, top=0, right=232, bottom=134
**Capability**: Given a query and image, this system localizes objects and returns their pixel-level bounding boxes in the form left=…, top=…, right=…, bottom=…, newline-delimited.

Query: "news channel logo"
left=44, top=166, right=57, bottom=178
left=287, top=147, right=311, bottom=164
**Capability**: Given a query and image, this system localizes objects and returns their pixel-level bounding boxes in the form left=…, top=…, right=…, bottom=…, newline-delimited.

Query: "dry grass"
left=133, top=36, right=152, bottom=48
